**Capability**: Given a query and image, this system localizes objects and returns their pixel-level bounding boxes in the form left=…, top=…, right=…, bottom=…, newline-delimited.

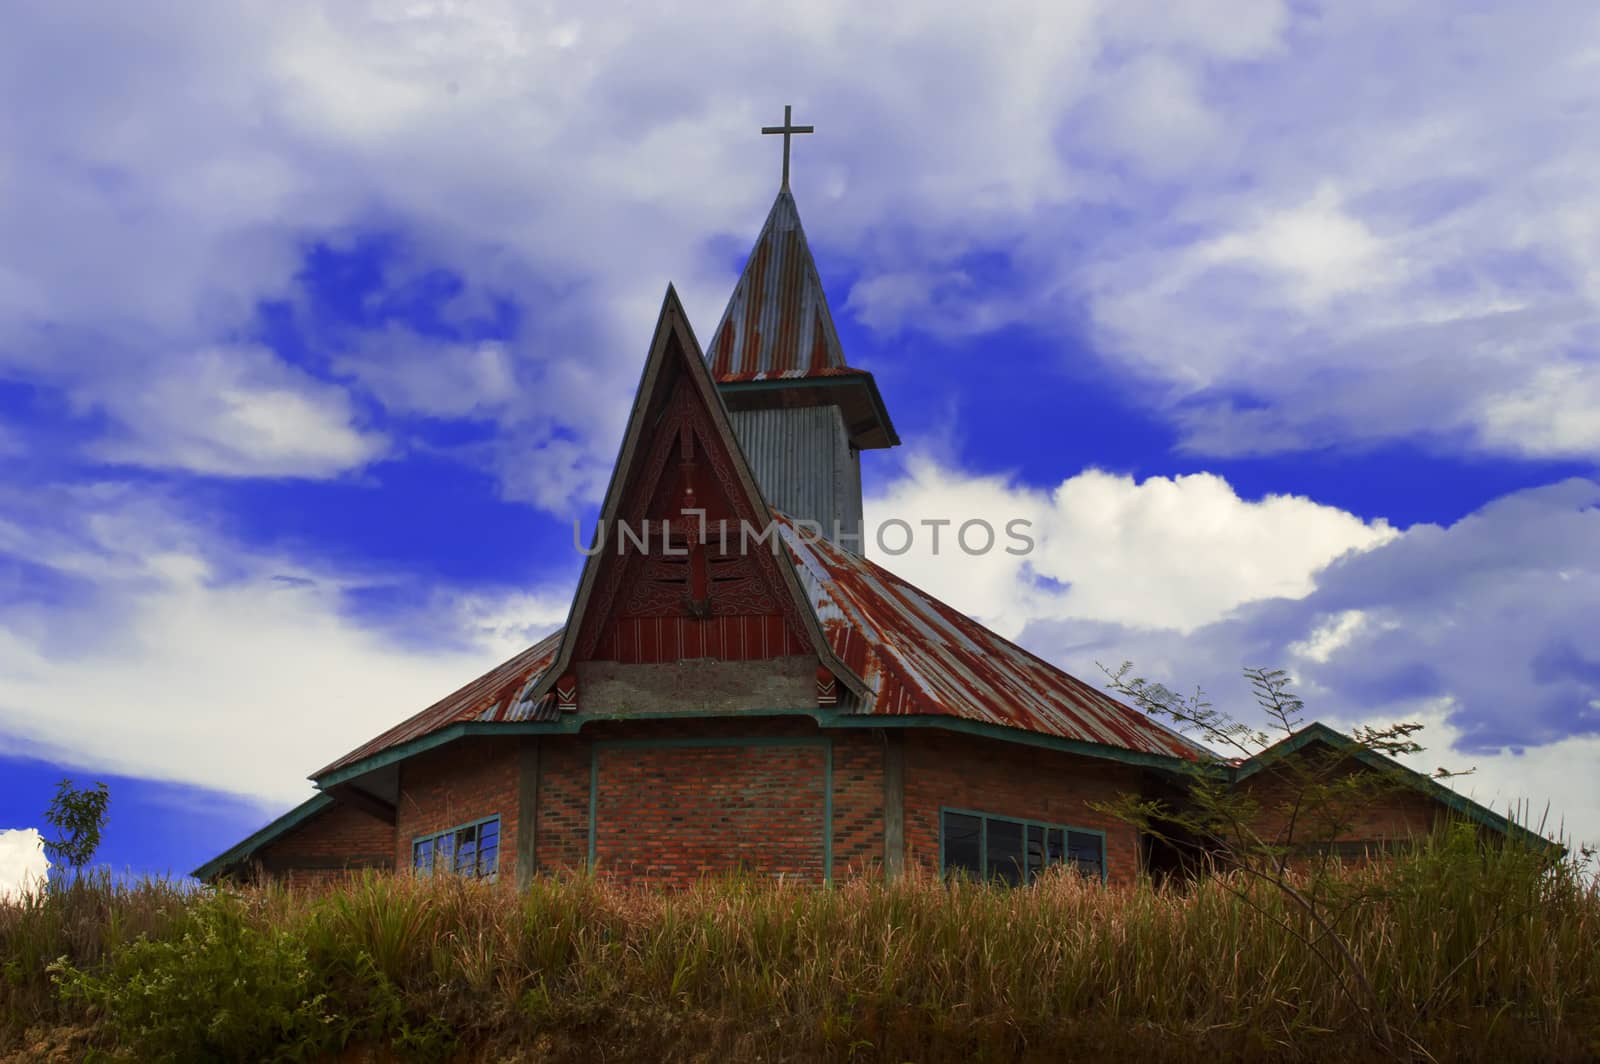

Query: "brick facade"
left=1238, top=759, right=1445, bottom=851
left=900, top=731, right=1144, bottom=886
left=830, top=730, right=887, bottom=877
left=395, top=737, right=520, bottom=879
left=593, top=741, right=828, bottom=885
left=253, top=800, right=393, bottom=890
left=251, top=722, right=1467, bottom=889
left=533, top=718, right=882, bottom=885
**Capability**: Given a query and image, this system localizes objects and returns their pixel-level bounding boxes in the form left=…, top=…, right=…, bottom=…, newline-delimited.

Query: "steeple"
left=706, top=109, right=899, bottom=552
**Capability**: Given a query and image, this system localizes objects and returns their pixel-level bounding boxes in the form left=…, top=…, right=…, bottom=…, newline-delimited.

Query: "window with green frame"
left=940, top=809, right=1105, bottom=885
left=412, top=815, right=500, bottom=880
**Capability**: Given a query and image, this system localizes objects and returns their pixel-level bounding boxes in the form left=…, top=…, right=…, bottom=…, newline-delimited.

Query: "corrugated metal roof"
left=707, top=189, right=851, bottom=381
left=776, top=515, right=1209, bottom=762
left=310, top=515, right=1206, bottom=780
left=313, top=629, right=563, bottom=778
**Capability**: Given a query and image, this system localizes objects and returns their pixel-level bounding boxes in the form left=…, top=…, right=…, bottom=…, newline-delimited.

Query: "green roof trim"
left=191, top=793, right=334, bottom=882
left=306, top=713, right=1550, bottom=860
left=310, top=707, right=1200, bottom=791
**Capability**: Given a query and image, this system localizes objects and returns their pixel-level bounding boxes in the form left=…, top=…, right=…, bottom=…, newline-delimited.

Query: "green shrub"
left=49, top=890, right=340, bottom=1063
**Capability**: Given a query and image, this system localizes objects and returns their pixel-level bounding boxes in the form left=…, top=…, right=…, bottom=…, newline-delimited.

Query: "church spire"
left=706, top=108, right=897, bottom=451
left=705, top=110, right=899, bottom=554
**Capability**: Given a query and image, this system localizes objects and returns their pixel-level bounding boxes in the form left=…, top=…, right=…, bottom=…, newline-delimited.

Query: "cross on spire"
left=761, top=104, right=813, bottom=190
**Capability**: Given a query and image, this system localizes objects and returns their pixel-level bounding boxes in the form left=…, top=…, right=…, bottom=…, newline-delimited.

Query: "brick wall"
left=536, top=736, right=592, bottom=873
left=830, top=731, right=885, bottom=877
left=1237, top=760, right=1445, bottom=848
left=333, top=718, right=1159, bottom=889
left=593, top=741, right=827, bottom=885
left=396, top=738, right=520, bottom=879
left=900, top=731, right=1144, bottom=886
left=254, top=800, right=393, bottom=889
left=535, top=717, right=882, bottom=886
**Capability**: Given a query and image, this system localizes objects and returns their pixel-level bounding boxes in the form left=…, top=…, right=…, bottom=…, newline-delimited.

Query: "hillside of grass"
left=2, top=827, right=1597, bottom=1062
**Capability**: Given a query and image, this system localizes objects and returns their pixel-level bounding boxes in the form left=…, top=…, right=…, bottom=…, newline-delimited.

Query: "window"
left=940, top=809, right=1105, bottom=884
left=412, top=816, right=500, bottom=880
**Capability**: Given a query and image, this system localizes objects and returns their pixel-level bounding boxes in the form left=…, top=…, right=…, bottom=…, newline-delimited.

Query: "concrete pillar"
left=516, top=737, right=540, bottom=889
left=883, top=731, right=905, bottom=880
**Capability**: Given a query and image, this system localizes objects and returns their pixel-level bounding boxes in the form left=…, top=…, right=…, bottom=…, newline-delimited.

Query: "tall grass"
left=2, top=826, right=1596, bottom=1062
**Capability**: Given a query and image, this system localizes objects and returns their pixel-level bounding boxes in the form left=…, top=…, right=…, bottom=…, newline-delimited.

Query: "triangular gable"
left=517, top=286, right=867, bottom=712
left=1233, top=723, right=1554, bottom=849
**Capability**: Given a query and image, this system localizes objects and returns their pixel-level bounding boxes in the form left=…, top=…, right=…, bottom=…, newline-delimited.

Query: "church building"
left=197, top=114, right=1522, bottom=889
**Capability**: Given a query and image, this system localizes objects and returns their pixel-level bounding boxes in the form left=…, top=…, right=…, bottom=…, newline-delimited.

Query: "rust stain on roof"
left=776, top=516, right=1208, bottom=762
left=313, top=629, right=563, bottom=778
left=314, top=520, right=1207, bottom=781
left=708, top=189, right=852, bottom=382
left=314, top=520, right=1204, bottom=780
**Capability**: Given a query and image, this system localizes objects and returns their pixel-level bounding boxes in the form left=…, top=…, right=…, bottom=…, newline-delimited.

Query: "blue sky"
left=2, top=1, right=1598, bottom=881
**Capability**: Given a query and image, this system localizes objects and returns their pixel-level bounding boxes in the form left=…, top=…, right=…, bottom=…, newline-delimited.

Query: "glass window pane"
left=478, top=819, right=500, bottom=878
left=437, top=832, right=455, bottom=874
left=1067, top=830, right=1103, bottom=880
left=986, top=819, right=1024, bottom=886
left=1026, top=825, right=1045, bottom=882
left=1047, top=828, right=1065, bottom=866
left=455, top=823, right=478, bottom=875
left=413, top=838, right=433, bottom=873
left=942, top=812, right=982, bottom=880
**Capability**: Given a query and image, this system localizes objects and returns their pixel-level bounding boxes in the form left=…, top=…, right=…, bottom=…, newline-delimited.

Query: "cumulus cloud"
left=958, top=477, right=1600, bottom=847
left=1386, top=701, right=1600, bottom=853
left=865, top=456, right=1395, bottom=636
left=80, top=345, right=388, bottom=479
left=1074, top=4, right=1600, bottom=459
left=0, top=828, right=50, bottom=902
left=335, top=336, right=518, bottom=421
left=7, top=0, right=1593, bottom=491
left=0, top=484, right=570, bottom=803
left=0, top=0, right=1293, bottom=510
left=863, top=459, right=1600, bottom=844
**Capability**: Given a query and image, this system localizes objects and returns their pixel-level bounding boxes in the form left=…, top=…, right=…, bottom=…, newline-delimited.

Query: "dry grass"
left=2, top=826, right=1597, bottom=1062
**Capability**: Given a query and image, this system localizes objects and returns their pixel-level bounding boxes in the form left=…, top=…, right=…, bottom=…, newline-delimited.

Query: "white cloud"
left=1099, top=0, right=1288, bottom=61
left=81, top=345, right=387, bottom=479
left=865, top=456, right=1394, bottom=637
left=1193, top=186, right=1396, bottom=311
left=1479, top=362, right=1600, bottom=457
left=863, top=462, right=1600, bottom=845
left=1288, top=609, right=1370, bottom=665
left=1079, top=54, right=1227, bottom=180
left=8, top=0, right=1592, bottom=488
left=0, top=828, right=50, bottom=902
left=0, top=486, right=570, bottom=804
left=1074, top=5, right=1600, bottom=458
left=988, top=478, right=1600, bottom=848
left=335, top=335, right=519, bottom=420
left=0, top=0, right=1296, bottom=509
left=1380, top=701, right=1600, bottom=853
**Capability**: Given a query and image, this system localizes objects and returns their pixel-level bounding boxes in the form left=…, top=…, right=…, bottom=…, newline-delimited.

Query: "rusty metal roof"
left=313, top=516, right=1203, bottom=780
left=312, top=629, right=562, bottom=778
left=776, top=516, right=1209, bottom=761
left=707, top=189, right=849, bottom=381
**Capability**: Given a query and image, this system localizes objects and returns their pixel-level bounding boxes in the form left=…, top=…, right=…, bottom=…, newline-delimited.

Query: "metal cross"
left=761, top=104, right=813, bottom=190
